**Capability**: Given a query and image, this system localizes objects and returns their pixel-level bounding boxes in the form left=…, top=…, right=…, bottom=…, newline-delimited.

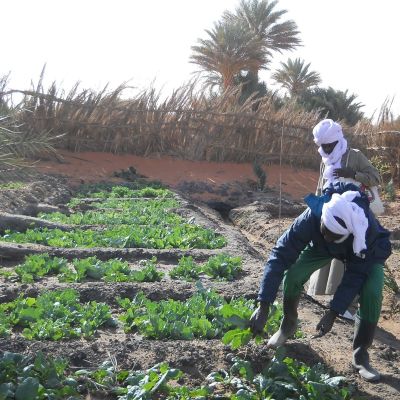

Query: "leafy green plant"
left=76, top=184, right=172, bottom=199
left=202, top=254, right=242, bottom=280
left=14, top=254, right=69, bottom=283
left=117, top=257, right=164, bottom=283
left=171, top=254, right=243, bottom=282
left=75, top=182, right=165, bottom=197
left=0, top=350, right=352, bottom=400
left=61, top=256, right=114, bottom=281
left=383, top=178, right=396, bottom=201
left=384, top=264, right=399, bottom=294
left=206, top=349, right=353, bottom=399
left=90, top=186, right=165, bottom=199
left=118, top=288, right=290, bottom=348
left=170, top=256, right=202, bottom=281
left=0, top=181, right=25, bottom=190
left=0, top=289, right=112, bottom=340
left=65, top=256, right=163, bottom=283
left=0, top=351, right=79, bottom=399
left=370, top=156, right=396, bottom=201
left=0, top=310, right=11, bottom=337
left=370, top=155, right=392, bottom=182
left=75, top=360, right=209, bottom=399
left=41, top=198, right=179, bottom=225
left=252, top=161, right=267, bottom=191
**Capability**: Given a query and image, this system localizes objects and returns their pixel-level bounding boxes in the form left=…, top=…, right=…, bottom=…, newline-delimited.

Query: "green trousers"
left=283, top=246, right=384, bottom=323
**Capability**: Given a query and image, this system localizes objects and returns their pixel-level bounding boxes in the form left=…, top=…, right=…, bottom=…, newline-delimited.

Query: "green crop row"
left=81, top=185, right=173, bottom=199
left=118, top=287, right=288, bottom=348
left=170, top=254, right=242, bottom=281
left=0, top=289, right=113, bottom=340
left=0, top=182, right=25, bottom=190
left=0, top=349, right=353, bottom=400
left=2, top=222, right=226, bottom=249
left=74, top=182, right=167, bottom=197
left=3, top=254, right=163, bottom=284
left=1, top=253, right=242, bottom=283
left=1, top=184, right=227, bottom=250
left=0, top=287, right=285, bottom=347
left=40, top=199, right=181, bottom=226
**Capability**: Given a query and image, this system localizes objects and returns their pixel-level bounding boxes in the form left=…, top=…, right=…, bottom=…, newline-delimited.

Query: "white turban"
left=313, top=119, right=343, bottom=146
left=321, top=191, right=369, bottom=255
left=313, top=119, right=348, bottom=186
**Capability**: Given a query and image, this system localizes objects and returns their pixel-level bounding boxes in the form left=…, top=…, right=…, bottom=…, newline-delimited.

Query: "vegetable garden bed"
left=0, top=182, right=379, bottom=399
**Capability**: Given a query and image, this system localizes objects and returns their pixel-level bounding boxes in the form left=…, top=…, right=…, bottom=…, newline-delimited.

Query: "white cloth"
left=312, top=119, right=348, bottom=186
left=321, top=191, right=369, bottom=256
left=313, top=119, right=343, bottom=146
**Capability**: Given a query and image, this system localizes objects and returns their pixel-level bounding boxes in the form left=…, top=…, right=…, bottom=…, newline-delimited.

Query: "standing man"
left=308, top=119, right=382, bottom=320
left=249, top=185, right=391, bottom=381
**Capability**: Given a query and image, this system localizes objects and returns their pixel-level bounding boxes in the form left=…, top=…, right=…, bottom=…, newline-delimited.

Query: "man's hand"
left=315, top=309, right=339, bottom=336
left=333, top=167, right=356, bottom=179
left=249, top=301, right=270, bottom=336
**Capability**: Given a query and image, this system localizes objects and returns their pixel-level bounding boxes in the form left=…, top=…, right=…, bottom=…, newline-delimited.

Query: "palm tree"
left=223, top=0, right=301, bottom=78
left=271, top=58, right=321, bottom=97
left=0, top=112, right=58, bottom=169
left=190, top=20, right=268, bottom=90
left=299, top=87, right=364, bottom=126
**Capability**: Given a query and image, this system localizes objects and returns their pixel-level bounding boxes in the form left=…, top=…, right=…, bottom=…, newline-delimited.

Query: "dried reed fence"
left=0, top=77, right=393, bottom=174
left=352, top=105, right=400, bottom=184
left=0, top=84, right=321, bottom=168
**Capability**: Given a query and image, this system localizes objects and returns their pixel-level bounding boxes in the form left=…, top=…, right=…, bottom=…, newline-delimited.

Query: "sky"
left=3, top=0, right=399, bottom=119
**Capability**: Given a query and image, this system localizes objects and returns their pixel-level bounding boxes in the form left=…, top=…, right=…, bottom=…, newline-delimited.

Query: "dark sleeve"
left=330, top=213, right=392, bottom=314
left=330, top=261, right=370, bottom=314
left=257, top=209, right=314, bottom=303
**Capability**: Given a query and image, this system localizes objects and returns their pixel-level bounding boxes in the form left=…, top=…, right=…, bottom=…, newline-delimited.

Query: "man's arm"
left=334, top=150, right=381, bottom=187
left=315, top=260, right=371, bottom=336
left=330, top=260, right=371, bottom=314
left=353, top=150, right=381, bottom=187
left=257, top=209, right=313, bottom=304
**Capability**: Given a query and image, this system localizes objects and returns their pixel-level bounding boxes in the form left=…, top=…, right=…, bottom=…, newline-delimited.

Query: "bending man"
left=250, top=185, right=391, bottom=381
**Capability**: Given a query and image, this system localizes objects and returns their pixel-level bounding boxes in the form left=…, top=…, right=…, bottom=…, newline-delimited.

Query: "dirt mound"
left=0, top=174, right=72, bottom=214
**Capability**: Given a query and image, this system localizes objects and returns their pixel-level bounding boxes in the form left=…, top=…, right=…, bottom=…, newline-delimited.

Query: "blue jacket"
left=257, top=184, right=392, bottom=314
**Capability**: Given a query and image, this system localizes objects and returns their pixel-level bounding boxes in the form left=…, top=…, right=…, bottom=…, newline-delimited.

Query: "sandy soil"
left=36, top=150, right=319, bottom=201
left=0, top=151, right=398, bottom=399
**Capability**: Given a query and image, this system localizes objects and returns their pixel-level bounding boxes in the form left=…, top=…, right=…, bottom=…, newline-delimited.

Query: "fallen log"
left=0, top=212, right=94, bottom=233
left=23, top=203, right=72, bottom=217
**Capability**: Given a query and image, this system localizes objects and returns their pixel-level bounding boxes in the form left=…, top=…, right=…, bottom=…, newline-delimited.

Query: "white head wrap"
left=313, top=119, right=348, bottom=186
left=321, top=191, right=369, bottom=255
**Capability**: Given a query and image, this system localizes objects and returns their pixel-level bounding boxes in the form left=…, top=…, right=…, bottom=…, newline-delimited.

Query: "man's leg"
left=353, top=263, right=384, bottom=381
left=283, top=245, right=333, bottom=299
left=268, top=246, right=332, bottom=347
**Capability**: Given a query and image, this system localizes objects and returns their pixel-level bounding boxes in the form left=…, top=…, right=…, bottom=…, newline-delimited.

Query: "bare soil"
left=0, top=151, right=398, bottom=400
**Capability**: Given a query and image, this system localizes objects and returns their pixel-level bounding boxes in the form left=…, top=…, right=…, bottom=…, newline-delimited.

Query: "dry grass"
left=0, top=79, right=323, bottom=168
left=0, top=75, right=398, bottom=179
left=352, top=99, right=400, bottom=185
